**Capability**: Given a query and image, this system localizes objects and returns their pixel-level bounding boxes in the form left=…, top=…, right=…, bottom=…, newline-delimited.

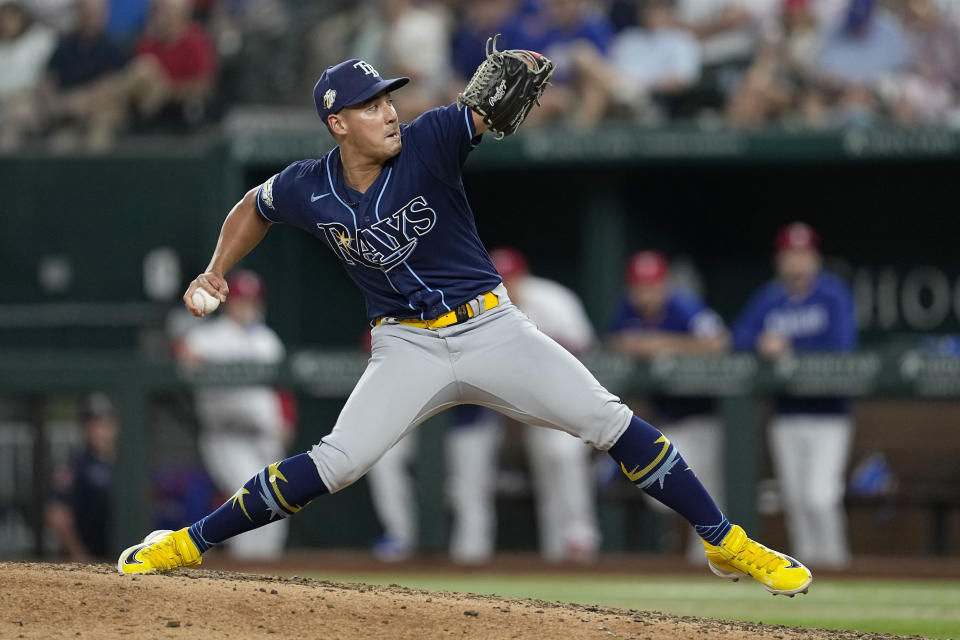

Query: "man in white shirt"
left=571, top=0, right=702, bottom=126
left=179, top=269, right=291, bottom=560
left=674, top=0, right=777, bottom=65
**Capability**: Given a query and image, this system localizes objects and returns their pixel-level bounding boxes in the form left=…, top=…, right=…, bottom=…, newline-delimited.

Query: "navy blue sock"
left=188, top=452, right=328, bottom=553
left=608, top=415, right=731, bottom=546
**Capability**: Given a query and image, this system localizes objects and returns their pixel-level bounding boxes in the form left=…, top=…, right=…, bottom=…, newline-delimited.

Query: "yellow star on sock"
left=228, top=488, right=252, bottom=521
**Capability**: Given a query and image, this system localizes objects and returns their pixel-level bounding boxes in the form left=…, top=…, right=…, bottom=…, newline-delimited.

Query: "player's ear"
left=328, top=113, right=347, bottom=136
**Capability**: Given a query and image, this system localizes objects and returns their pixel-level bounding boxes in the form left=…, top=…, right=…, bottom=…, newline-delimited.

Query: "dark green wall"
left=4, top=143, right=960, bottom=349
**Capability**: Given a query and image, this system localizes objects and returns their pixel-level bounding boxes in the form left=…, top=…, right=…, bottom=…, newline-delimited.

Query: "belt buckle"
left=460, top=291, right=496, bottom=324
left=382, top=290, right=497, bottom=329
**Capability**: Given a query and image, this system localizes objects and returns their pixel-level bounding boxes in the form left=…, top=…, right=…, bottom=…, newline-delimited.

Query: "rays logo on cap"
left=323, top=89, right=337, bottom=109
left=353, top=60, right=380, bottom=77
left=313, top=58, right=409, bottom=120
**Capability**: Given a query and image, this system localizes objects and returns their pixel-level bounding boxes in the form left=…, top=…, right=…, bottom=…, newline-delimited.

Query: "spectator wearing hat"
left=46, top=392, right=119, bottom=561
left=367, top=248, right=602, bottom=565
left=732, top=222, right=856, bottom=568
left=606, top=251, right=730, bottom=561
left=177, top=269, right=294, bottom=560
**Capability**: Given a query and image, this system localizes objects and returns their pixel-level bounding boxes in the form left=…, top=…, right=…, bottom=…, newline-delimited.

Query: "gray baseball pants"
left=308, top=284, right=633, bottom=493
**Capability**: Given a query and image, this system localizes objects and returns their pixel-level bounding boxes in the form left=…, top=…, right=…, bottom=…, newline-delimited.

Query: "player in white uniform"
left=179, top=270, right=290, bottom=560
left=368, top=248, right=600, bottom=564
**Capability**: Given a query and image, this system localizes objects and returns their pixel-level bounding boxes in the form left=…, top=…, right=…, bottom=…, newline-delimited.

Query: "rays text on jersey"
left=317, top=196, right=437, bottom=272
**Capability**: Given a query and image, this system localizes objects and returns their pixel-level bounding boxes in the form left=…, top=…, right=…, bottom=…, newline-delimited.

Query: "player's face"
left=642, top=4, right=673, bottom=30
left=339, top=92, right=402, bottom=161
left=78, top=0, right=107, bottom=33
left=0, top=5, right=26, bottom=39
left=776, top=247, right=820, bottom=293
left=546, top=0, right=584, bottom=26
left=84, top=417, right=118, bottom=462
left=904, top=0, right=935, bottom=26
left=628, top=281, right=668, bottom=318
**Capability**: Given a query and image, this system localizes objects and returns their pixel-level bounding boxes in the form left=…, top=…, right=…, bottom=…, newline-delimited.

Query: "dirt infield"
left=1, top=562, right=930, bottom=640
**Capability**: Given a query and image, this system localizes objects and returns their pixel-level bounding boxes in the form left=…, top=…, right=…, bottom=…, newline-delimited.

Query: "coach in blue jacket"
left=732, top=222, right=857, bottom=568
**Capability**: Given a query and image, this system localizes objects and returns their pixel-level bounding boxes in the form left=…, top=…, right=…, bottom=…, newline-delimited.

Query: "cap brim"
left=343, top=77, right=410, bottom=109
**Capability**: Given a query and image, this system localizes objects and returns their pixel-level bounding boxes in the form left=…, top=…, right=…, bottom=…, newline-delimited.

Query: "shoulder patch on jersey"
left=261, top=174, right=277, bottom=210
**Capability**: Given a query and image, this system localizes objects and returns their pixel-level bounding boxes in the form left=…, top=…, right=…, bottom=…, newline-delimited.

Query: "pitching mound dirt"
left=1, top=562, right=927, bottom=639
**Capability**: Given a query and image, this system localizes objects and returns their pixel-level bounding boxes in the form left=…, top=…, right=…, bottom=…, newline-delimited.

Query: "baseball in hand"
left=192, top=288, right=221, bottom=314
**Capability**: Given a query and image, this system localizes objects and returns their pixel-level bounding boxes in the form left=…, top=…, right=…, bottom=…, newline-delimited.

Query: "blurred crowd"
left=2, top=0, right=960, bottom=151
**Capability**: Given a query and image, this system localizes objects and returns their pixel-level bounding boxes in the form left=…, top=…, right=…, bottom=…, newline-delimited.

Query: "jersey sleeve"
left=255, top=159, right=317, bottom=228
left=404, top=103, right=481, bottom=185
left=584, top=17, right=614, bottom=55
left=182, top=323, right=216, bottom=359
left=263, top=328, right=286, bottom=363
left=824, top=280, right=858, bottom=351
left=606, top=297, right=637, bottom=334
left=670, top=292, right=726, bottom=338
left=543, top=284, right=596, bottom=353
left=687, top=308, right=726, bottom=338
left=46, top=39, right=67, bottom=76
left=732, top=287, right=773, bottom=351
left=50, top=459, right=77, bottom=505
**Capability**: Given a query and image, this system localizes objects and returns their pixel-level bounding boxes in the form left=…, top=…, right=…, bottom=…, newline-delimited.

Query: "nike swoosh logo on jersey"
left=311, top=192, right=330, bottom=202
left=122, top=545, right=147, bottom=565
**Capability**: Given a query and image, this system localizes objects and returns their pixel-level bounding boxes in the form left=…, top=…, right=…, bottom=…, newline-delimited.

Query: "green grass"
left=301, top=572, right=960, bottom=639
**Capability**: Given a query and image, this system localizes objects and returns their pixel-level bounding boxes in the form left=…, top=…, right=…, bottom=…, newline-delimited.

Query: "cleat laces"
left=140, top=534, right=197, bottom=571
left=735, top=540, right=783, bottom=574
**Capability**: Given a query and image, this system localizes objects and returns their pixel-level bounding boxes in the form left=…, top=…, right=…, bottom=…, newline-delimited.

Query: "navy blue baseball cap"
left=313, top=59, right=409, bottom=123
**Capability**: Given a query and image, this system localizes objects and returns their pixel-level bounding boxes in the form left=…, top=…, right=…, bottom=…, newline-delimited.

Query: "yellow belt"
left=374, top=291, right=500, bottom=330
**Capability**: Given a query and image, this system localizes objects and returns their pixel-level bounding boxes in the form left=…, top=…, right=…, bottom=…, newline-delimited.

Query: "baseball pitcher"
left=117, top=39, right=811, bottom=597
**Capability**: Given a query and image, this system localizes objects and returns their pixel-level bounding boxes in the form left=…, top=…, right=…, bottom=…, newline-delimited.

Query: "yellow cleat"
left=703, top=525, right=812, bottom=596
left=117, top=528, right=202, bottom=575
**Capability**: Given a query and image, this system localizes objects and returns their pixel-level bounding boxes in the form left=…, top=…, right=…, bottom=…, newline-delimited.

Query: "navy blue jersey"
left=609, top=290, right=725, bottom=337
left=51, top=449, right=113, bottom=557
left=48, top=32, right=127, bottom=90
left=256, top=103, right=502, bottom=320
left=608, top=290, right=725, bottom=422
left=732, top=272, right=857, bottom=352
left=732, top=271, right=857, bottom=414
